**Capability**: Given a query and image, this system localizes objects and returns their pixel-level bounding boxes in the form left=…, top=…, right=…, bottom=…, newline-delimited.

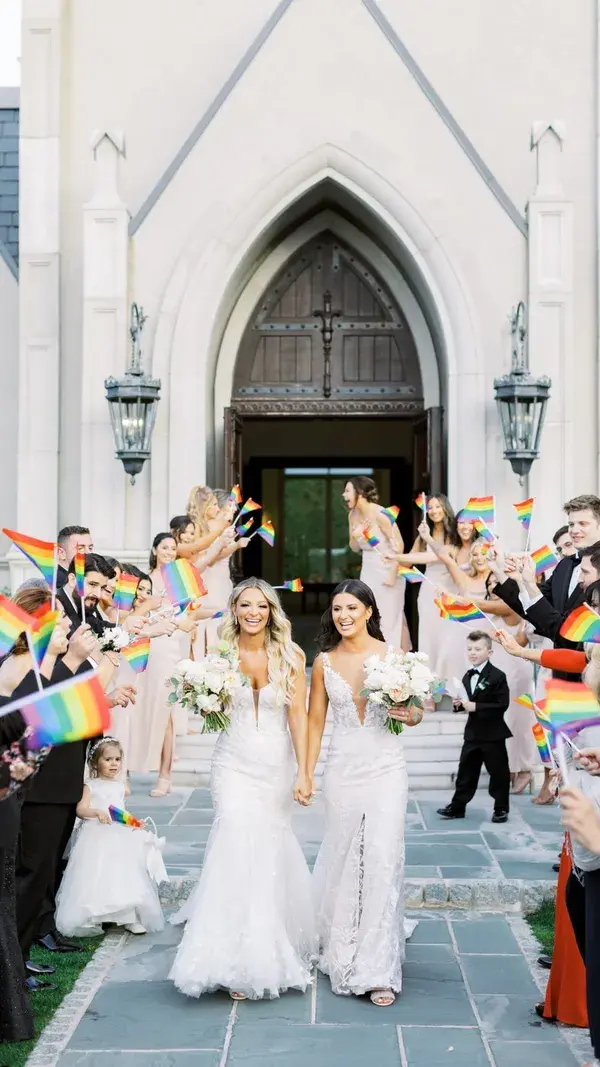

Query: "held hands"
left=559, top=786, right=600, bottom=853
left=293, top=772, right=312, bottom=806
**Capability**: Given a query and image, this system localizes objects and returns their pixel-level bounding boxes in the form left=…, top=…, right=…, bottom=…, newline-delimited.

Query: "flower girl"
left=55, top=737, right=167, bottom=937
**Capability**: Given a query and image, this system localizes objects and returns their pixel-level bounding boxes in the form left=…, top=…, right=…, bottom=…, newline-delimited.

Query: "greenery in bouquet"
left=166, top=641, right=244, bottom=733
left=361, top=649, right=437, bottom=735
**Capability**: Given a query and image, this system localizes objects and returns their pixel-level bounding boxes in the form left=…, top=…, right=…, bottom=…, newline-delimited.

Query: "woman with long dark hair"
left=307, top=579, right=422, bottom=1007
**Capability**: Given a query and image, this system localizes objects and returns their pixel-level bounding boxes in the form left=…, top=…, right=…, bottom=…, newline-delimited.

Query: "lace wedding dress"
left=169, top=680, right=317, bottom=999
left=313, top=652, right=416, bottom=996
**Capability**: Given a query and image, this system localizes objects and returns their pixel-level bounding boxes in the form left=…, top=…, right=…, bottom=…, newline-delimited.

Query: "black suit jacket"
left=56, top=564, right=69, bottom=591
left=461, top=661, right=511, bottom=743
left=57, top=587, right=107, bottom=639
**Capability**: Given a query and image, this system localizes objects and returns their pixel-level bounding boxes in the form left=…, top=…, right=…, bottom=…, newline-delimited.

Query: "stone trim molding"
left=0, top=235, right=17, bottom=279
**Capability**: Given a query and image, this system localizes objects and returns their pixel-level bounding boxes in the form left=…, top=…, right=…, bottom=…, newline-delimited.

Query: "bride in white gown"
left=307, top=579, right=421, bottom=1007
left=169, top=578, right=317, bottom=1000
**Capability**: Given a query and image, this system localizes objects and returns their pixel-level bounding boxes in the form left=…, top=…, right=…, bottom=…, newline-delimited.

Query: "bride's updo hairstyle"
left=347, top=476, right=379, bottom=504
left=219, top=578, right=304, bottom=707
left=317, top=579, right=385, bottom=652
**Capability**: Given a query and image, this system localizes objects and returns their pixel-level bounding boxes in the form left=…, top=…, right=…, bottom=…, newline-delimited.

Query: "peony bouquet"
left=166, top=641, right=245, bottom=733
left=99, top=626, right=130, bottom=653
left=361, top=649, right=442, bottom=734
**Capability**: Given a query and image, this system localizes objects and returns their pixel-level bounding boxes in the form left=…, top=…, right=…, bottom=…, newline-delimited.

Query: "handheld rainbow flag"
left=108, top=805, right=144, bottom=829
left=275, top=579, right=304, bottom=592
left=74, top=551, right=86, bottom=598
left=161, top=559, right=207, bottom=608
left=531, top=545, right=559, bottom=577
left=434, top=596, right=450, bottom=619
left=237, top=518, right=255, bottom=537
left=211, top=611, right=226, bottom=620
left=257, top=521, right=275, bottom=548
left=544, top=679, right=600, bottom=737
left=237, top=498, right=261, bottom=521
left=473, top=517, right=495, bottom=544
left=532, top=722, right=553, bottom=765
left=362, top=527, right=381, bottom=548
left=415, top=493, right=427, bottom=512
left=113, top=573, right=139, bottom=613
left=514, top=498, right=535, bottom=532
left=560, top=603, right=600, bottom=644
left=29, top=604, right=59, bottom=669
left=121, top=636, right=151, bottom=674
left=0, top=671, right=111, bottom=748
left=2, top=529, right=56, bottom=586
left=397, top=565, right=424, bottom=583
left=461, top=496, right=496, bottom=525
left=0, top=596, right=37, bottom=657
left=381, top=505, right=400, bottom=525
left=437, top=593, right=486, bottom=624
left=516, top=693, right=535, bottom=711
left=228, top=484, right=243, bottom=507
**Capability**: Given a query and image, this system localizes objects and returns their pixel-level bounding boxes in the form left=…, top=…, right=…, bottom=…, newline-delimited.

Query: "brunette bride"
left=307, top=579, right=421, bottom=1007
left=169, top=578, right=317, bottom=1001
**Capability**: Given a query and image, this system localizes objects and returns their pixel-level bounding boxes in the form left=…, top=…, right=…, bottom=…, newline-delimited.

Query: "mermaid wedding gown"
left=313, top=652, right=416, bottom=996
left=169, top=680, right=317, bottom=999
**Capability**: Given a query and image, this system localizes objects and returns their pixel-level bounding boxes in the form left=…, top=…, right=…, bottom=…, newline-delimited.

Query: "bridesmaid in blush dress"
left=343, top=476, right=406, bottom=649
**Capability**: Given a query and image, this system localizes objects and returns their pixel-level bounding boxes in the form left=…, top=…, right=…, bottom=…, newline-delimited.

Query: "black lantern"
left=493, top=302, right=551, bottom=483
left=105, top=304, right=161, bottom=483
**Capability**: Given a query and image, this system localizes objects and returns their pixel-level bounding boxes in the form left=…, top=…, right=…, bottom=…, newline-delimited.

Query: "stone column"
left=16, top=0, right=62, bottom=538
left=527, top=122, right=574, bottom=541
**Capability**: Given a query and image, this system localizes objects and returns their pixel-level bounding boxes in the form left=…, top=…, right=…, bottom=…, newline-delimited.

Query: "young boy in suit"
left=437, top=630, right=512, bottom=824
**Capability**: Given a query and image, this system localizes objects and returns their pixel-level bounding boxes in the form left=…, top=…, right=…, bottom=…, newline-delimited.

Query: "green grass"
left=0, top=936, right=102, bottom=1067
left=525, top=900, right=556, bottom=956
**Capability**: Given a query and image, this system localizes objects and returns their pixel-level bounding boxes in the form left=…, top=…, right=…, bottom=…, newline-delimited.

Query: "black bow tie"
left=468, top=668, right=480, bottom=677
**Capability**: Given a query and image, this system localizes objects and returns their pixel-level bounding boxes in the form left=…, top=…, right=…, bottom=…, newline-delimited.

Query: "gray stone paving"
left=31, top=778, right=593, bottom=1067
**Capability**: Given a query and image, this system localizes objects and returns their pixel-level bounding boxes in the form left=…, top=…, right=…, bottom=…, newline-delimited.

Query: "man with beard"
left=58, top=553, right=115, bottom=638
left=55, top=526, right=94, bottom=591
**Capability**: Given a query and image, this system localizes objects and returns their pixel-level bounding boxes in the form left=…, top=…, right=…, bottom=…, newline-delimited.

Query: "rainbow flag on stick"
left=237, top=498, right=261, bottom=521
left=0, top=672, right=111, bottom=748
left=434, top=596, right=450, bottom=619
left=161, top=560, right=207, bottom=608
left=516, top=693, right=535, bottom=711
left=275, top=579, right=303, bottom=592
left=531, top=545, right=559, bottom=577
left=437, top=593, right=486, bottom=624
left=415, top=493, right=427, bottom=513
left=109, top=805, right=144, bottom=829
left=473, top=517, right=495, bottom=544
left=2, top=528, right=57, bottom=586
left=121, top=636, right=151, bottom=674
left=532, top=722, right=554, bottom=766
left=461, top=496, right=496, bottom=525
left=362, top=527, right=381, bottom=548
left=73, top=552, right=86, bottom=598
left=29, top=604, right=59, bottom=669
left=113, top=573, right=139, bottom=613
left=0, top=596, right=37, bottom=657
left=381, top=505, right=400, bottom=525
left=514, top=498, right=535, bottom=532
left=560, top=603, right=600, bottom=644
left=228, top=485, right=243, bottom=507
left=397, top=565, right=424, bottom=583
left=256, top=521, right=275, bottom=548
left=237, top=518, right=254, bottom=537
left=544, top=679, right=600, bottom=737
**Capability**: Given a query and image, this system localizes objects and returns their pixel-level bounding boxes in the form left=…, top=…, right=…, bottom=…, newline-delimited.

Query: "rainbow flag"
left=257, top=521, right=275, bottom=548
left=237, top=518, right=254, bottom=536
left=532, top=722, right=553, bottom=765
left=3, top=528, right=56, bottom=585
left=514, top=497, right=535, bottom=531
left=560, top=603, right=600, bottom=644
left=531, top=545, right=559, bottom=577
left=113, top=573, right=139, bottom=612
left=516, top=693, right=535, bottom=711
left=473, top=517, right=495, bottom=544
left=277, top=579, right=303, bottom=592
left=29, top=604, right=59, bottom=669
left=229, top=484, right=243, bottom=506
left=211, top=611, right=226, bottom=620
left=109, top=805, right=143, bottom=829
left=544, top=679, right=600, bottom=736
left=415, top=493, right=427, bottom=511
left=434, top=596, right=450, bottom=619
left=0, top=672, right=111, bottom=748
left=362, top=527, right=380, bottom=548
left=381, top=505, right=400, bottom=525
left=397, top=565, right=423, bottom=583
left=74, top=551, right=86, bottom=598
left=238, top=498, right=261, bottom=520
left=437, top=593, right=485, bottom=624
left=0, top=596, right=37, bottom=657
left=161, top=559, right=207, bottom=608
left=461, top=496, right=495, bottom=525
left=121, top=636, right=151, bottom=673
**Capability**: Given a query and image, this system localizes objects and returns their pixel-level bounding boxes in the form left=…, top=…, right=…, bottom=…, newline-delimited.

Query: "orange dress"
left=542, top=841, right=587, bottom=1027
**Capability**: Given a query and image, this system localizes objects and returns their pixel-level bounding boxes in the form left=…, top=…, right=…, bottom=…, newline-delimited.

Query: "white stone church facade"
left=0, top=0, right=596, bottom=584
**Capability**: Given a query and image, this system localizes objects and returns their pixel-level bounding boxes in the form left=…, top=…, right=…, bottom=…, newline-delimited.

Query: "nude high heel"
left=150, top=777, right=171, bottom=797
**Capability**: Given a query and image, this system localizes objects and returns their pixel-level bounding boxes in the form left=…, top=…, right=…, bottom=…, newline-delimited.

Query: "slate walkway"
left=33, top=780, right=592, bottom=1067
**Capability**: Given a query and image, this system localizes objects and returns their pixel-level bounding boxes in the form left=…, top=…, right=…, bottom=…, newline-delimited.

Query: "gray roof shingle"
left=0, top=90, right=19, bottom=277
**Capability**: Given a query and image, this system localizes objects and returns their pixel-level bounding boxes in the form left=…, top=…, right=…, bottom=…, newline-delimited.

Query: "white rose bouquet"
left=165, top=641, right=245, bottom=733
left=361, top=649, right=442, bottom=735
left=99, top=626, right=130, bottom=653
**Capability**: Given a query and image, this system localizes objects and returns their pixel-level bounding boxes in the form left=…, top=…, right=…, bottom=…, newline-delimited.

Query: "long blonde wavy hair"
left=187, top=485, right=215, bottom=536
left=219, top=578, right=304, bottom=706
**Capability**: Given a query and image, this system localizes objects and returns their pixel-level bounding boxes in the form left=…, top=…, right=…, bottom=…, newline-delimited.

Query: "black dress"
left=0, top=710, right=34, bottom=1043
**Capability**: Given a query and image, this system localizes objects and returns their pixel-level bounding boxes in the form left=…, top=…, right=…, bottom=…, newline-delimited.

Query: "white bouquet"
left=166, top=641, right=245, bottom=732
left=99, top=626, right=130, bottom=653
left=361, top=649, right=441, bottom=734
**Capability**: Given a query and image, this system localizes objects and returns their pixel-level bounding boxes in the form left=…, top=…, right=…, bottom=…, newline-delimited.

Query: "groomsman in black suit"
left=438, top=631, right=511, bottom=823
left=55, top=526, right=93, bottom=591
left=58, top=553, right=115, bottom=638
